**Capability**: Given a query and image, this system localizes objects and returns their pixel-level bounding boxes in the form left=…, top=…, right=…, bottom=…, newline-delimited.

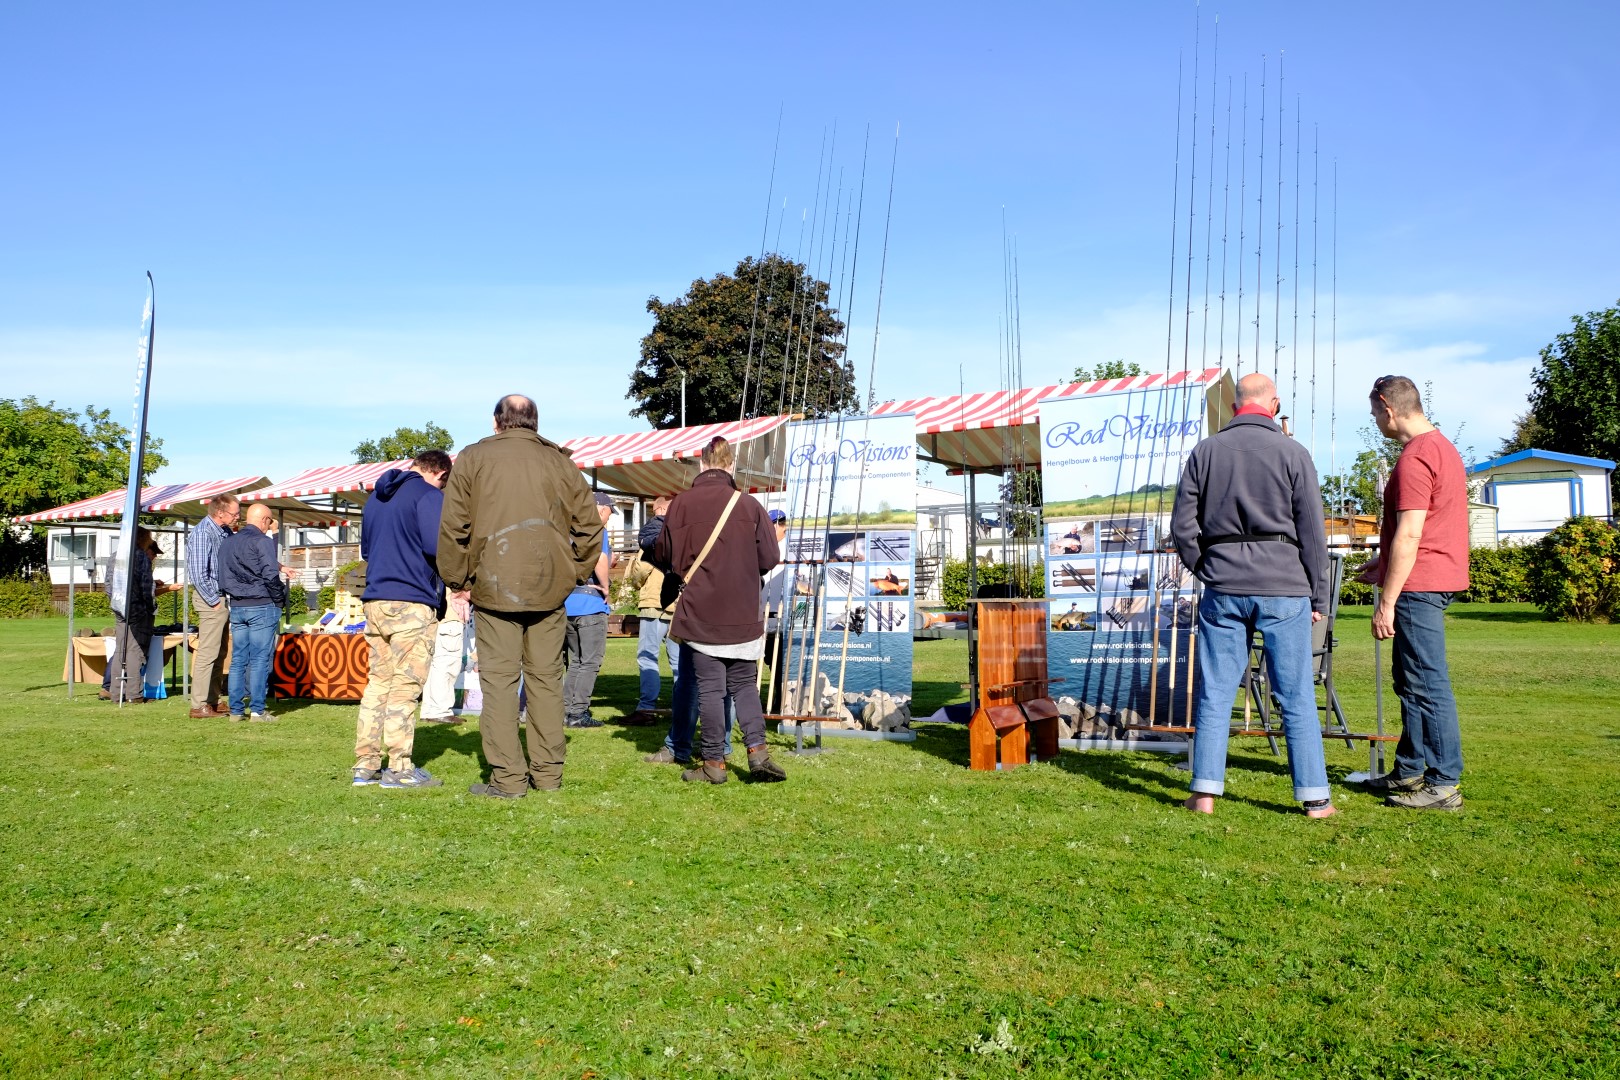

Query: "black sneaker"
left=467, top=782, right=525, bottom=800
left=564, top=714, right=604, bottom=728
left=746, top=747, right=787, bottom=783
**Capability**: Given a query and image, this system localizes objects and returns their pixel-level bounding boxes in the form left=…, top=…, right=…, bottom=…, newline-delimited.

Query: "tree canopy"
left=628, top=254, right=859, bottom=429
left=353, top=422, right=455, bottom=464
left=1524, top=301, right=1620, bottom=496
left=0, top=397, right=168, bottom=577
left=1072, top=361, right=1145, bottom=382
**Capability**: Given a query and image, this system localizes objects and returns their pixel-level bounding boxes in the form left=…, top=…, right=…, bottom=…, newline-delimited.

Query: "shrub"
left=1338, top=550, right=1375, bottom=606
left=0, top=576, right=55, bottom=619
left=318, top=585, right=336, bottom=612
left=73, top=590, right=113, bottom=620
left=939, top=559, right=1045, bottom=610
left=286, top=588, right=309, bottom=618
left=1526, top=516, right=1620, bottom=622
left=1463, top=544, right=1534, bottom=603
left=153, top=588, right=200, bottom=626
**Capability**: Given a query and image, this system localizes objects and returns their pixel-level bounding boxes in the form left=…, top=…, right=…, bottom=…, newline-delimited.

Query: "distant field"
left=1, top=608, right=1616, bottom=1077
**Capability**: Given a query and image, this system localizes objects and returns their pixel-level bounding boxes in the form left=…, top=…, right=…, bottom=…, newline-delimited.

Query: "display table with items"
left=272, top=629, right=369, bottom=701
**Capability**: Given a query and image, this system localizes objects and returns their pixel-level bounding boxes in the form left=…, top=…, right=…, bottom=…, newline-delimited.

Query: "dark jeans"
left=1390, top=591, right=1464, bottom=786
left=662, top=654, right=733, bottom=762
left=563, top=612, right=608, bottom=719
left=689, top=650, right=767, bottom=763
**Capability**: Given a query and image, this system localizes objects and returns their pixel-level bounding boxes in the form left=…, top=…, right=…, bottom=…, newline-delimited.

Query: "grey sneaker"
left=1363, top=770, right=1424, bottom=794
left=1386, top=783, right=1463, bottom=811
left=352, top=768, right=382, bottom=787
left=643, top=746, right=689, bottom=765
left=248, top=712, right=277, bottom=723
left=564, top=714, right=604, bottom=729
left=380, top=767, right=442, bottom=790
left=419, top=714, right=459, bottom=726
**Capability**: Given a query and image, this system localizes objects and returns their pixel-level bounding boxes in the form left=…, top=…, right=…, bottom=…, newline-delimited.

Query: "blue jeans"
left=227, top=604, right=280, bottom=715
left=663, top=648, right=733, bottom=762
left=1390, top=592, right=1463, bottom=786
left=636, top=616, right=680, bottom=711
left=1190, top=592, right=1331, bottom=803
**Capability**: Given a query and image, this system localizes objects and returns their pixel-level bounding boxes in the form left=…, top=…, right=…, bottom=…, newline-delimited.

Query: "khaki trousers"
left=474, top=606, right=567, bottom=793
left=190, top=589, right=231, bottom=708
left=354, top=601, right=436, bottom=771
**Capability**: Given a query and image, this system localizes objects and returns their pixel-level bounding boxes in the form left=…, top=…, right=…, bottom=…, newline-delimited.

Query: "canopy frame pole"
left=65, top=525, right=76, bottom=699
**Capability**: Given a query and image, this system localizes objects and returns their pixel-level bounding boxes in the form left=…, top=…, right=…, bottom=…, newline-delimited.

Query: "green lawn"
left=1, top=607, right=1616, bottom=1078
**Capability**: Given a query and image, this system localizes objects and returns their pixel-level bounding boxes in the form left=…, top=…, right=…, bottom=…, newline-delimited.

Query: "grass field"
left=1, top=607, right=1616, bottom=1078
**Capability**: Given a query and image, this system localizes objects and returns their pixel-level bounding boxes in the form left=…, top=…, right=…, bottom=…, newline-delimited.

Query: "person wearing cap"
left=626, top=495, right=679, bottom=726
left=102, top=526, right=177, bottom=704
left=562, top=492, right=618, bottom=728
left=760, top=509, right=792, bottom=710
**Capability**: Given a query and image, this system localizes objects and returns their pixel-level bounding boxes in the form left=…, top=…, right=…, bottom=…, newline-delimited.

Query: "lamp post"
left=671, top=363, right=687, bottom=427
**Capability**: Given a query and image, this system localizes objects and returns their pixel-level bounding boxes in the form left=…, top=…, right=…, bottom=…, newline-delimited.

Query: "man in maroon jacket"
left=654, top=437, right=787, bottom=784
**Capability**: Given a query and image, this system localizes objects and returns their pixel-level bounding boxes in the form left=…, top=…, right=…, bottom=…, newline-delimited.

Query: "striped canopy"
left=871, top=368, right=1225, bottom=471
left=13, top=476, right=268, bottom=524
left=562, top=414, right=793, bottom=495
left=236, top=460, right=410, bottom=503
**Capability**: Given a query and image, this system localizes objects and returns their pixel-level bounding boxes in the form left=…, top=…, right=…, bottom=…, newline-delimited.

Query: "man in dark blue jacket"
left=1171, top=372, right=1335, bottom=818
left=353, top=450, right=451, bottom=790
left=219, top=503, right=290, bottom=720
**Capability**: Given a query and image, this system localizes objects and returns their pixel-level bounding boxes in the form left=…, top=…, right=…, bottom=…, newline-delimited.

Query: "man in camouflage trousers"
left=353, top=450, right=452, bottom=789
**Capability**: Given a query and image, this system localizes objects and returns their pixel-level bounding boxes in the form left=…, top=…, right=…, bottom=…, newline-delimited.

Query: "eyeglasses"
left=1372, top=375, right=1398, bottom=390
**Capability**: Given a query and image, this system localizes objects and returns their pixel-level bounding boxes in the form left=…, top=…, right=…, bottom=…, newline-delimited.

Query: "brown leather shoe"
left=189, top=707, right=215, bottom=719
left=210, top=703, right=231, bottom=716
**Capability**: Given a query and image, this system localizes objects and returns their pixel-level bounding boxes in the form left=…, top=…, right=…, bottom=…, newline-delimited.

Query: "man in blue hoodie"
left=352, top=450, right=451, bottom=790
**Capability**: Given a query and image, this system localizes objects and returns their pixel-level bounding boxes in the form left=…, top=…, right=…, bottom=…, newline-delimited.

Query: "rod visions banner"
left=1038, top=382, right=1211, bottom=728
left=778, top=414, right=917, bottom=729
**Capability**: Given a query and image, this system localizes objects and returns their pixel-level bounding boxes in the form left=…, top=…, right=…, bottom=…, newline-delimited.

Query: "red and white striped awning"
left=563, top=414, right=793, bottom=495
left=12, top=476, right=269, bottom=524
left=237, top=460, right=410, bottom=502
left=872, top=368, right=1224, bottom=471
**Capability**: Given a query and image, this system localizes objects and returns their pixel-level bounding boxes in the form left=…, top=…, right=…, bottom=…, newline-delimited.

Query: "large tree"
left=0, top=397, right=167, bottom=576
left=1525, top=301, right=1620, bottom=498
left=628, top=254, right=859, bottom=428
left=1072, top=360, right=1145, bottom=382
left=353, top=422, right=454, bottom=463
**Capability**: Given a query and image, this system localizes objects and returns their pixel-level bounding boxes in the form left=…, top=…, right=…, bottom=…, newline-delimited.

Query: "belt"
left=1200, top=532, right=1300, bottom=548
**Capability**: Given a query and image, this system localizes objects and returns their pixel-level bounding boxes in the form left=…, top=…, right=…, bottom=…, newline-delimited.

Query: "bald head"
left=1235, top=373, right=1278, bottom=407
left=494, top=395, right=538, bottom=432
left=243, top=503, right=274, bottom=531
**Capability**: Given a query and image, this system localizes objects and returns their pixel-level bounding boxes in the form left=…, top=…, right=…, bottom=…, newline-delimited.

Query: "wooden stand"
left=967, top=599, right=1060, bottom=771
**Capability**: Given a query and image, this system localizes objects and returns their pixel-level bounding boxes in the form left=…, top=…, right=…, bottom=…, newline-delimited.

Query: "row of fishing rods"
left=1157, top=10, right=1342, bottom=479
left=727, top=117, right=904, bottom=722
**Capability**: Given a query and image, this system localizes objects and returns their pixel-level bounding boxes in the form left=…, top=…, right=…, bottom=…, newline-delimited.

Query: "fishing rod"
left=1273, top=51, right=1286, bottom=387
left=1236, top=73, right=1248, bottom=373
left=750, top=200, right=790, bottom=419
left=773, top=207, right=810, bottom=418
left=1219, top=75, right=1233, bottom=370
left=1255, top=54, right=1266, bottom=377
left=1310, top=123, right=1320, bottom=461
left=739, top=105, right=784, bottom=425
left=782, top=128, right=830, bottom=413
left=1291, top=97, right=1303, bottom=431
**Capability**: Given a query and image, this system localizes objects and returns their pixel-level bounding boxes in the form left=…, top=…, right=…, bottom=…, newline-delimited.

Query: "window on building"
left=51, top=533, right=96, bottom=563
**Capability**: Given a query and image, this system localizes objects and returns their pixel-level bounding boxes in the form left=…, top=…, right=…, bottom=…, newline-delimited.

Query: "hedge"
left=939, top=559, right=1046, bottom=610
left=0, top=577, right=55, bottom=619
left=1526, top=516, right=1620, bottom=623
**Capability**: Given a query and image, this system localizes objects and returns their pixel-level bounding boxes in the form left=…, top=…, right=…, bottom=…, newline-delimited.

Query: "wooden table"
left=272, top=632, right=369, bottom=701
left=64, top=633, right=189, bottom=685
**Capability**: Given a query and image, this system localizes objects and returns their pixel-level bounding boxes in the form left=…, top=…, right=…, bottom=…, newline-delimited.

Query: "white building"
left=1468, top=449, right=1615, bottom=543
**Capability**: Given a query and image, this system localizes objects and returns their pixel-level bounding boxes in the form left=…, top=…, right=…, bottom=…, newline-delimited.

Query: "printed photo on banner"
left=1096, top=552, right=1153, bottom=592
left=1154, top=553, right=1193, bottom=590
left=865, top=564, right=910, bottom=597
left=1050, top=599, right=1098, bottom=633
left=1097, top=517, right=1155, bottom=552
left=1048, top=556, right=1098, bottom=596
left=1046, top=519, right=1096, bottom=555
left=785, top=529, right=827, bottom=564
left=823, top=564, right=870, bottom=600
left=1098, top=594, right=1153, bottom=632
left=865, top=601, right=911, bottom=633
left=824, top=600, right=866, bottom=633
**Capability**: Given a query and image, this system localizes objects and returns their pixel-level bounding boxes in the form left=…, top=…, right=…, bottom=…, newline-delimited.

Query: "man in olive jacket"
left=438, top=394, right=603, bottom=796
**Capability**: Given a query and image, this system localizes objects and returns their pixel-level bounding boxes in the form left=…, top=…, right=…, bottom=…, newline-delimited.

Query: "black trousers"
left=689, top=650, right=768, bottom=762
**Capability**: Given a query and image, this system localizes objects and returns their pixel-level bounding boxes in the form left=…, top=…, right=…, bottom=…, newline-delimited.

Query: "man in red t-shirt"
left=1356, top=375, right=1469, bottom=810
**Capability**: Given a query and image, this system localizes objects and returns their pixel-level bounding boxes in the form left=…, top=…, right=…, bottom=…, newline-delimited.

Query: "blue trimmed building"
left=1468, top=449, right=1616, bottom=542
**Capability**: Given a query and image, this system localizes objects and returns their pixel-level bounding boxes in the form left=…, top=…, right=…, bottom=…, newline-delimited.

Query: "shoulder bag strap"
left=678, top=491, right=742, bottom=599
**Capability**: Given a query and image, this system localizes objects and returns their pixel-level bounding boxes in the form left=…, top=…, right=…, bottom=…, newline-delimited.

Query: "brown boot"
left=746, top=746, right=787, bottom=783
left=681, top=760, right=728, bottom=784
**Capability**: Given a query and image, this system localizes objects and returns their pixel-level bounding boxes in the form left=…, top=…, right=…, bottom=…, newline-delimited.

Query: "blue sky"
left=3, top=1, right=1616, bottom=491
